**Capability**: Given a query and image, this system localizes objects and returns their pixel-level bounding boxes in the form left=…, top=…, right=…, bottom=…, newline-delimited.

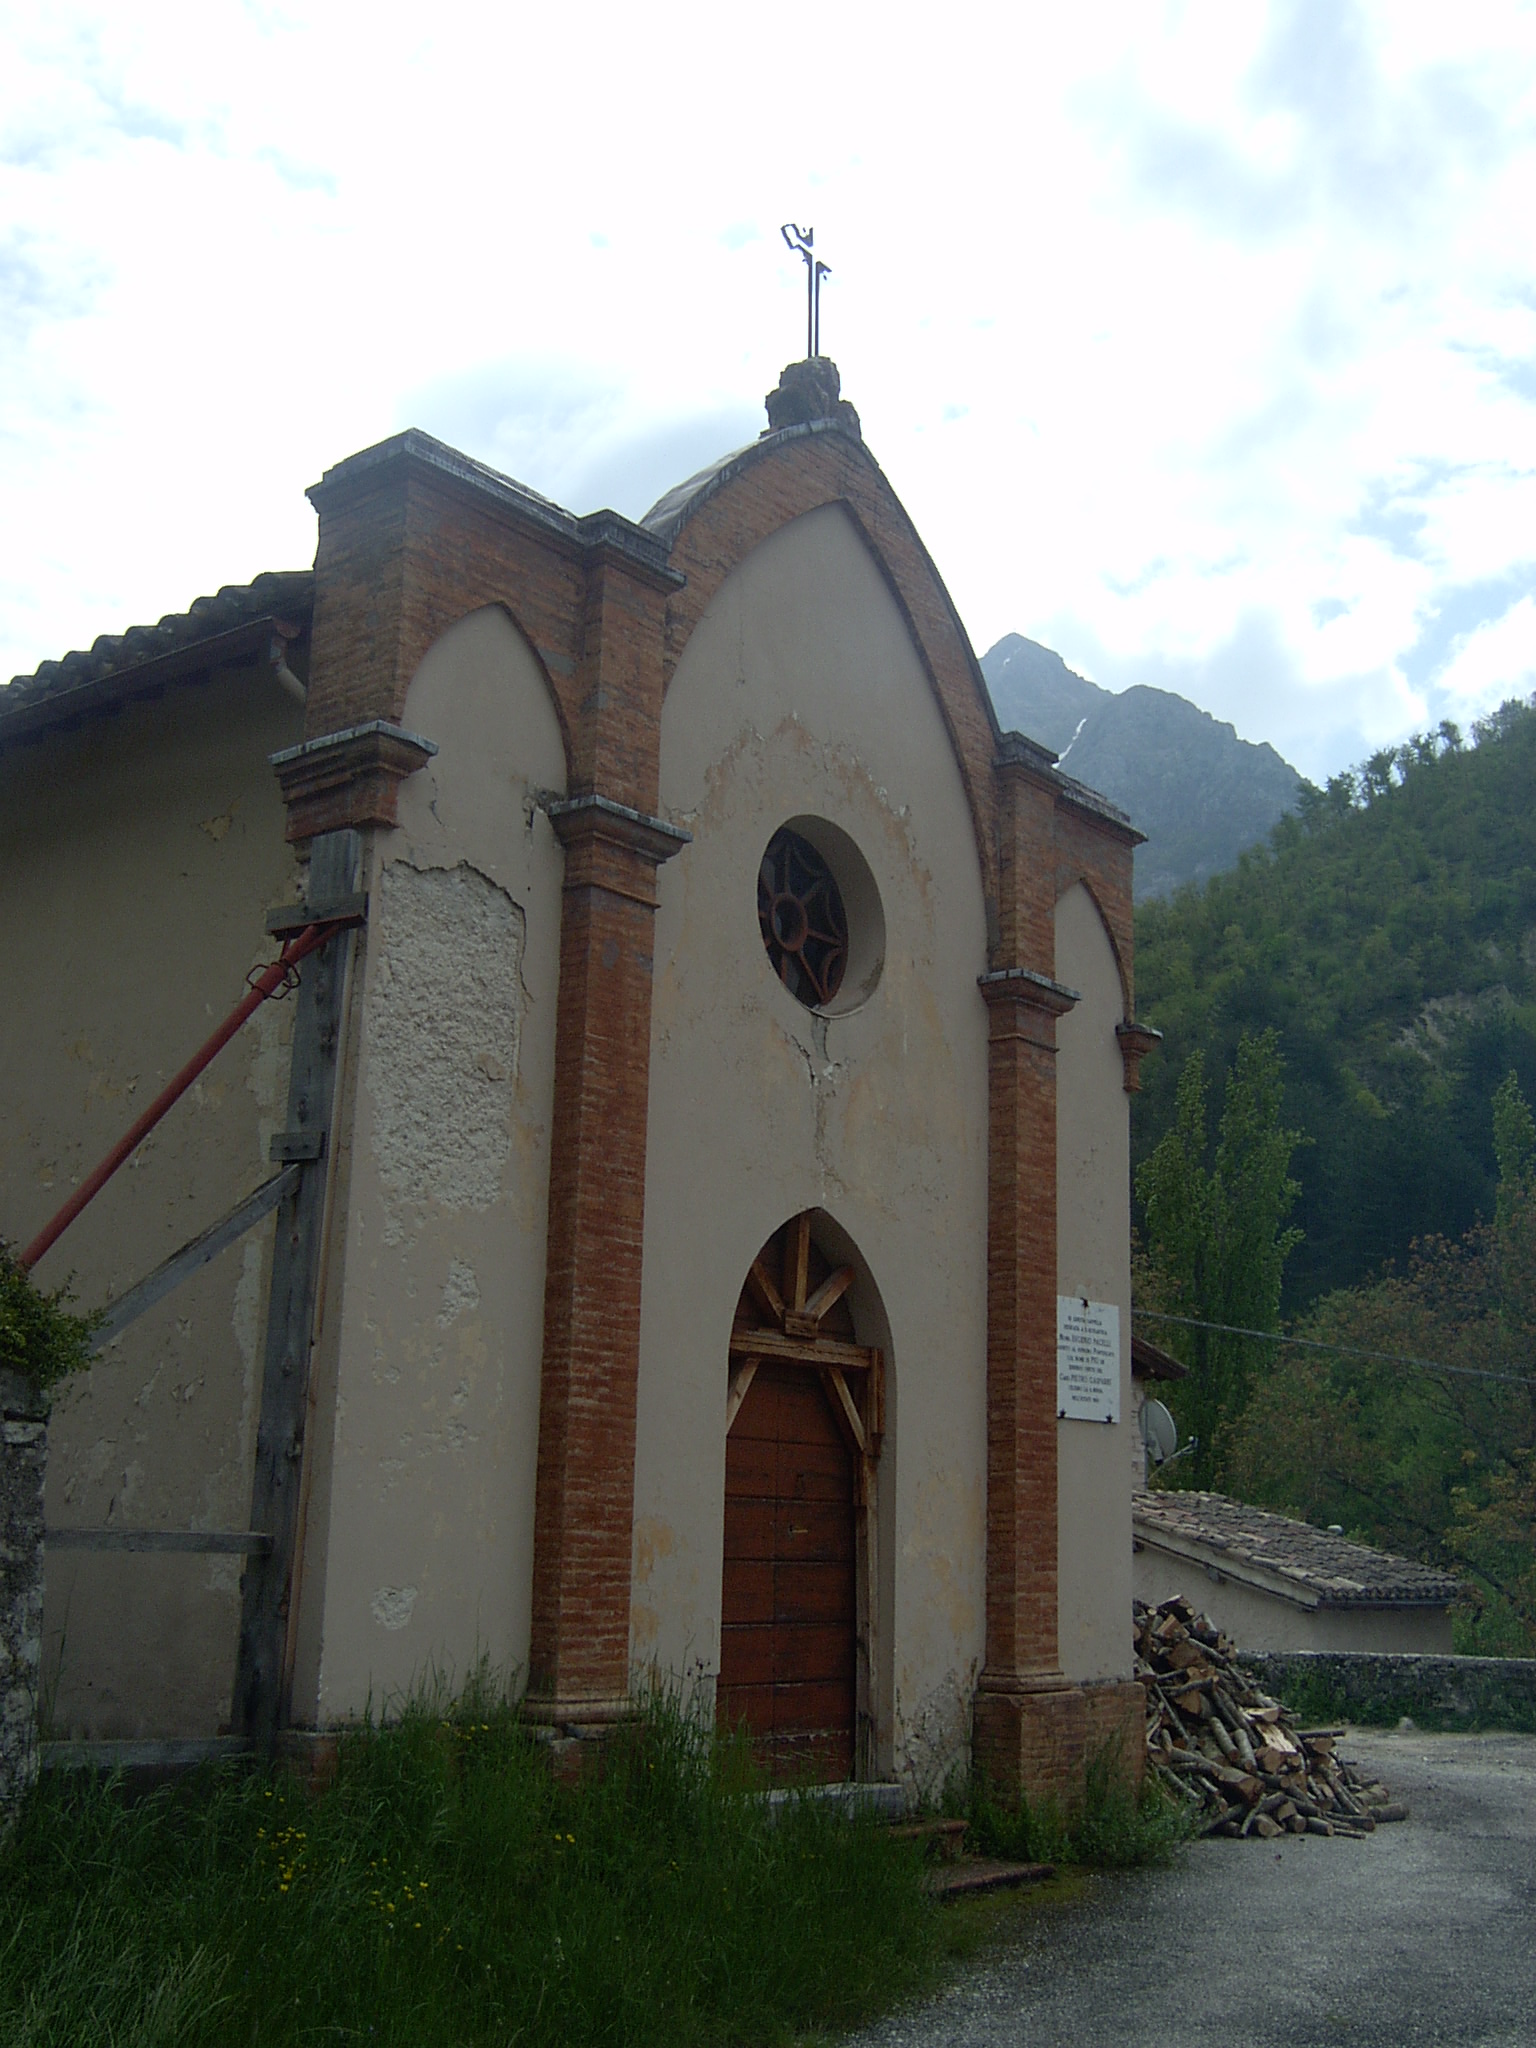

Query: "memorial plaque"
left=1056, top=1297, right=1121, bottom=1423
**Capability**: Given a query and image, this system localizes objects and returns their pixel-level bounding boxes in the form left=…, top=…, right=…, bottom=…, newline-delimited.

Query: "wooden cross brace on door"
left=726, top=1212, right=883, bottom=1464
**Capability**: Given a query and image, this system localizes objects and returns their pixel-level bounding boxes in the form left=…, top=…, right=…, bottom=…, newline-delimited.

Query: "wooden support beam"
left=233, top=828, right=360, bottom=1749
left=785, top=1211, right=810, bottom=1313
left=46, top=1529, right=272, bottom=1555
left=91, top=1166, right=301, bottom=1350
left=803, top=1264, right=855, bottom=1325
left=819, top=1366, right=866, bottom=1456
left=727, top=1327, right=877, bottom=1373
left=867, top=1349, right=886, bottom=1456
left=725, top=1358, right=760, bottom=1434
left=746, top=1258, right=786, bottom=1327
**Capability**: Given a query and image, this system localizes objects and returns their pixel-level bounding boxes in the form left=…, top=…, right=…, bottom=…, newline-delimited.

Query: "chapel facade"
left=0, top=362, right=1155, bottom=1800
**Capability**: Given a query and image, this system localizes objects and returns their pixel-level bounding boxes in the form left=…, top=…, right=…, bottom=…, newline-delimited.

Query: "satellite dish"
left=1140, top=1398, right=1178, bottom=1466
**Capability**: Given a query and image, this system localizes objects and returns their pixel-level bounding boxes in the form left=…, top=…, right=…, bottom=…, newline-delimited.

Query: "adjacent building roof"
left=1133, top=1489, right=1461, bottom=1610
left=1131, top=1331, right=1188, bottom=1381
left=1, top=571, right=314, bottom=747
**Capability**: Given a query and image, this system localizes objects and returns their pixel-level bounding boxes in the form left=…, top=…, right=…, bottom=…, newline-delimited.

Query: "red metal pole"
left=19, top=924, right=330, bottom=1273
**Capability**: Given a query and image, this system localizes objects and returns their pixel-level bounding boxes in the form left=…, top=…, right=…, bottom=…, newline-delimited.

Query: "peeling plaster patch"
left=633, top=1515, right=676, bottom=1584
left=371, top=1585, right=418, bottom=1631
left=366, top=863, right=523, bottom=1237
left=895, top=1667, right=975, bottom=1803
left=631, top=1602, right=660, bottom=1650
left=437, top=1260, right=480, bottom=1328
left=197, top=803, right=238, bottom=841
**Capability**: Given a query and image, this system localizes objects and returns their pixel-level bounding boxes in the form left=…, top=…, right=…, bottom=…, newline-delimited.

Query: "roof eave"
left=0, top=614, right=298, bottom=752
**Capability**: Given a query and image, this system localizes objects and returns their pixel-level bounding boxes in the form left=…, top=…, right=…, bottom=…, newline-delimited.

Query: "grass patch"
left=948, top=1740, right=1191, bottom=1871
left=1, top=1689, right=942, bottom=2048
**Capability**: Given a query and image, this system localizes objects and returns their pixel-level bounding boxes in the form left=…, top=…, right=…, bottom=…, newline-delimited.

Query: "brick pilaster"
left=975, top=970, right=1078, bottom=1695
left=526, top=798, right=688, bottom=1716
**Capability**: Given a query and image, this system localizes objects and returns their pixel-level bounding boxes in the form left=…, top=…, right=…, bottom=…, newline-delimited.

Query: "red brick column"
left=973, top=966, right=1091, bottom=1798
left=526, top=796, right=688, bottom=1719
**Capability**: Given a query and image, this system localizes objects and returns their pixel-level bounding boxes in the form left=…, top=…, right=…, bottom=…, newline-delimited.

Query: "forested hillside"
left=1132, top=698, right=1536, bottom=1309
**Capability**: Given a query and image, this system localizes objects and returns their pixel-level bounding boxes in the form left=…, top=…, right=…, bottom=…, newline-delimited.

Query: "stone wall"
left=1, top=1367, right=47, bottom=1828
left=1240, top=1649, right=1536, bottom=1731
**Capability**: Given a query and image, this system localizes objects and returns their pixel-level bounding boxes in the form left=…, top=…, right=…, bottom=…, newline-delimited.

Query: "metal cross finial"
left=782, top=223, right=831, bottom=359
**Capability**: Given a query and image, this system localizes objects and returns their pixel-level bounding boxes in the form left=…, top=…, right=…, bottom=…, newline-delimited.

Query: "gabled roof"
left=642, top=420, right=846, bottom=546
left=1131, top=1332, right=1189, bottom=1381
left=0, top=572, right=313, bottom=749
left=1133, top=1489, right=1461, bottom=1610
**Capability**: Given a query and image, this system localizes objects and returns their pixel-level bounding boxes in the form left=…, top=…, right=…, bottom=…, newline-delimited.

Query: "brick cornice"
left=976, top=1668, right=1074, bottom=1696
left=270, top=720, right=438, bottom=843
left=308, top=429, right=681, bottom=590
left=993, top=731, right=1062, bottom=786
left=1116, top=1021, right=1163, bottom=1095
left=978, top=967, right=1080, bottom=1014
left=545, top=794, right=690, bottom=904
left=979, top=969, right=1079, bottom=1056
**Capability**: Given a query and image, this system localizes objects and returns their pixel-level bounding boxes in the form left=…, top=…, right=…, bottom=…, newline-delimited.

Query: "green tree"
left=1224, top=1076, right=1536, bottom=1653
left=1135, top=1028, right=1304, bottom=1487
left=1492, top=1070, right=1536, bottom=1234
left=1132, top=692, right=1536, bottom=1309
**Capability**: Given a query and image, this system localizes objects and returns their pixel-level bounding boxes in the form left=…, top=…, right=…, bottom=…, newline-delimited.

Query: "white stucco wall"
left=635, top=502, right=991, bottom=1794
left=291, top=605, right=566, bottom=1721
left=0, top=669, right=303, bottom=1737
left=1132, top=1546, right=1456, bottom=1654
left=1055, top=882, right=1135, bottom=1684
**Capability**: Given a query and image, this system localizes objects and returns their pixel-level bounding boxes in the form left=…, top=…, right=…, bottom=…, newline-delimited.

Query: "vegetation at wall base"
left=949, top=1742, right=1190, bottom=1872
left=0, top=1242, right=99, bottom=1396
left=2, top=1687, right=947, bottom=2048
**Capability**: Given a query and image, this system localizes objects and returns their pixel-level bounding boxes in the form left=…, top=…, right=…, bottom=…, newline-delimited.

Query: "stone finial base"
left=764, top=359, right=862, bottom=439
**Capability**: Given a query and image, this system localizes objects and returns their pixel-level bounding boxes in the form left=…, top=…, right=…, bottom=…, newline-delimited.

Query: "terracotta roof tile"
left=2, top=570, right=314, bottom=716
left=1133, top=1489, right=1461, bottom=1607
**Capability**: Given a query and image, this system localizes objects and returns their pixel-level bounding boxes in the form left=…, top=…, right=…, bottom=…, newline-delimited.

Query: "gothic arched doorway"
left=718, top=1212, right=885, bottom=1781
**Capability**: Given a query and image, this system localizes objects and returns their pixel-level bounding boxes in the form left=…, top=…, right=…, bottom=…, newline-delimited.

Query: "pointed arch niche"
left=719, top=1210, right=891, bottom=1783
left=291, top=602, right=567, bottom=1726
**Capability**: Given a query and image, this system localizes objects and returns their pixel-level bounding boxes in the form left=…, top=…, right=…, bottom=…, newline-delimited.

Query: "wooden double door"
left=717, top=1216, right=882, bottom=1783
left=720, top=1363, right=858, bottom=1779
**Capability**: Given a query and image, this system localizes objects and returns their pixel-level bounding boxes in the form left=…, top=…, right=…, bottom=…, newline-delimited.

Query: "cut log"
left=1134, top=1595, right=1398, bottom=1849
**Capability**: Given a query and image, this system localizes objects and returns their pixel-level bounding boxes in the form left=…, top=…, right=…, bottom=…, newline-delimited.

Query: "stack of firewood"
left=1136, top=1595, right=1406, bottom=1839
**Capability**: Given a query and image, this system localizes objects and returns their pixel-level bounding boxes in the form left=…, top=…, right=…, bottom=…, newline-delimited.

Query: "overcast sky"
left=5, top=1, right=1536, bottom=782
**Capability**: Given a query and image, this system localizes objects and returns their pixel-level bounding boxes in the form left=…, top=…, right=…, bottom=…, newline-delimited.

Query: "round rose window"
left=758, top=826, right=848, bottom=1008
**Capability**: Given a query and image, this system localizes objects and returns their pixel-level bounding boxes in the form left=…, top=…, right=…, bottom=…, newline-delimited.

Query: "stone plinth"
left=975, top=1676, right=1146, bottom=1807
left=1, top=1367, right=47, bottom=1831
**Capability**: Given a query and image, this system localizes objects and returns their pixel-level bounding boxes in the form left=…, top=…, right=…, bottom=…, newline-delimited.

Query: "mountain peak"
left=979, top=635, right=1303, bottom=900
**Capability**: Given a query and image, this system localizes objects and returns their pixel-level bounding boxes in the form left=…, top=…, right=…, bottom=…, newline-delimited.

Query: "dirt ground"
left=846, top=1730, right=1536, bottom=2048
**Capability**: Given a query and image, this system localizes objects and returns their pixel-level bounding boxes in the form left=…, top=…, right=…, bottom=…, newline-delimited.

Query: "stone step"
left=925, top=1858, right=1056, bottom=1900
left=887, top=1816, right=970, bottom=1860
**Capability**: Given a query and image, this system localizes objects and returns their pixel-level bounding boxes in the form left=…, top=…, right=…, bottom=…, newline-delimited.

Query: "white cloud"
left=1436, top=593, right=1536, bottom=708
left=3, top=1, right=1536, bottom=788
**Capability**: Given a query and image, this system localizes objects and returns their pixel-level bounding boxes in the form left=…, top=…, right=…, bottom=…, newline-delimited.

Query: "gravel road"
left=846, top=1730, right=1536, bottom=2048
